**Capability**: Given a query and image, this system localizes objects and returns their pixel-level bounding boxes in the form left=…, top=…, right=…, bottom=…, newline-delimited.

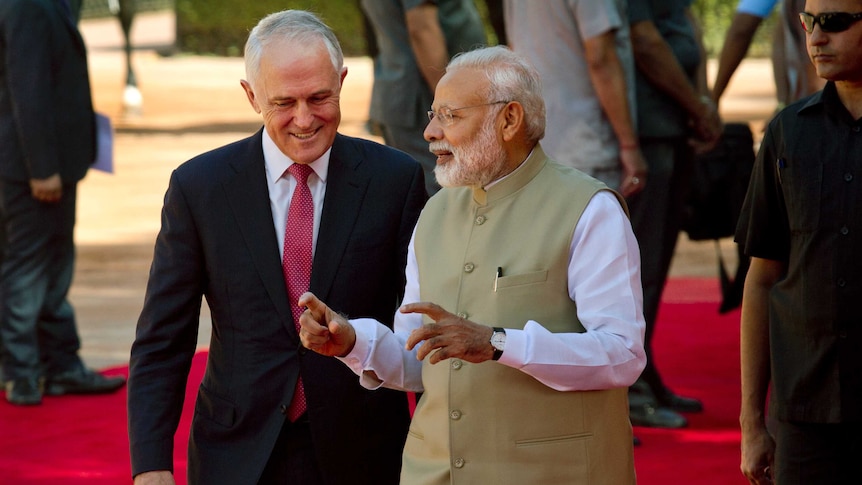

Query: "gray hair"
left=244, top=10, right=344, bottom=85
left=447, top=46, right=546, bottom=143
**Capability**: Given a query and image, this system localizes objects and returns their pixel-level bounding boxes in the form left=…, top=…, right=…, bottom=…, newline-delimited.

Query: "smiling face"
left=241, top=38, right=347, bottom=164
left=423, top=68, right=508, bottom=188
left=804, top=0, right=862, bottom=83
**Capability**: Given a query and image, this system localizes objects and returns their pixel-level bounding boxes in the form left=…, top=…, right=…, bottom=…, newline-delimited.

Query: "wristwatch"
left=489, top=327, right=506, bottom=361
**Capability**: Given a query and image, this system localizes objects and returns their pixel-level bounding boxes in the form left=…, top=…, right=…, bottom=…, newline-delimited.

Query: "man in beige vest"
left=298, top=46, right=646, bottom=484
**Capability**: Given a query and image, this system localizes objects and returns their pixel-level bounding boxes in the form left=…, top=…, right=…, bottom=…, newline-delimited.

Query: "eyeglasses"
left=427, top=101, right=509, bottom=126
left=799, top=11, right=862, bottom=33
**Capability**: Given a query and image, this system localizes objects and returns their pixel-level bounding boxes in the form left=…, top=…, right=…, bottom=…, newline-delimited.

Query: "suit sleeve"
left=127, top=170, right=206, bottom=477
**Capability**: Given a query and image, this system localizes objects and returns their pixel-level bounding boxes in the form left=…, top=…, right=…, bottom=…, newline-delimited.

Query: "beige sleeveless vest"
left=402, top=146, right=636, bottom=484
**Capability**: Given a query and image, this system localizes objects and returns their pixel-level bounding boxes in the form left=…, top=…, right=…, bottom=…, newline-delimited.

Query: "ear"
left=240, top=79, right=261, bottom=114
left=339, top=66, right=348, bottom=86
left=499, top=101, right=525, bottom=142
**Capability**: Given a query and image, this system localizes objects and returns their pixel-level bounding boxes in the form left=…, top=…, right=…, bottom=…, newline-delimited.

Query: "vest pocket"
left=494, top=269, right=548, bottom=290
left=512, top=432, right=591, bottom=481
left=514, top=431, right=592, bottom=447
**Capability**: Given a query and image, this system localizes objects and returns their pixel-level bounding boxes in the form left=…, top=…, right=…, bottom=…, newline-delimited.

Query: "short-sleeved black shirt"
left=735, top=82, right=862, bottom=423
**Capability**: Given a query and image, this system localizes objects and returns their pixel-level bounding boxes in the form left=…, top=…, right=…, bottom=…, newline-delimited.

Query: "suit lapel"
left=222, top=130, right=295, bottom=335
left=312, top=134, right=371, bottom=301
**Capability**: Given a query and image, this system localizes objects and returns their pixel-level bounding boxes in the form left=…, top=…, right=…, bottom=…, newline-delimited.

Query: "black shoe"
left=657, top=391, right=703, bottom=413
left=629, top=402, right=688, bottom=428
left=5, top=378, right=43, bottom=405
left=44, top=367, right=126, bottom=396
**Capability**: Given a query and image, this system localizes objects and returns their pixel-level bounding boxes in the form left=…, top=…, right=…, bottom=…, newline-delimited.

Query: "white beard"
left=431, top=116, right=506, bottom=188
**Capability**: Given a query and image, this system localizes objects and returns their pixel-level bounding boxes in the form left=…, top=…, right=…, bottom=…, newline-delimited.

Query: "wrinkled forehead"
left=434, top=67, right=490, bottom=108
left=256, top=38, right=341, bottom=84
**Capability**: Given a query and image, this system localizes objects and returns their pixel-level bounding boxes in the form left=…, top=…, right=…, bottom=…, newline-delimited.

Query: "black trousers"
left=775, top=420, right=862, bottom=485
left=258, top=414, right=324, bottom=485
left=626, top=137, right=694, bottom=396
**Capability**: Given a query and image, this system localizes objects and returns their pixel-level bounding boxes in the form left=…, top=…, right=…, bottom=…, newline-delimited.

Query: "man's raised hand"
left=401, top=302, right=495, bottom=364
left=297, top=292, right=356, bottom=357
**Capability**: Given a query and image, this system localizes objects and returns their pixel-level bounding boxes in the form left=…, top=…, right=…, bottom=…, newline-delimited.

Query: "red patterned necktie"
left=283, top=163, right=314, bottom=421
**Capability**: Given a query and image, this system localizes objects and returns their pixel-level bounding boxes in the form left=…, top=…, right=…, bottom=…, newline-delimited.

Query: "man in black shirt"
left=736, top=1, right=862, bottom=483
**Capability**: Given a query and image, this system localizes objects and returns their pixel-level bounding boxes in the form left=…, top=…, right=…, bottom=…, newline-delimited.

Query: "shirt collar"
left=262, top=129, right=331, bottom=183
left=797, top=81, right=861, bottom=125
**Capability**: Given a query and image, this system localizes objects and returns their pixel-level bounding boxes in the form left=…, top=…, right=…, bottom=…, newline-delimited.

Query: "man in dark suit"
left=127, top=10, right=427, bottom=485
left=0, top=0, right=126, bottom=405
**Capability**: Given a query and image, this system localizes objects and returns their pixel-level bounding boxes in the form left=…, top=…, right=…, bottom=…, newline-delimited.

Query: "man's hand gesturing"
left=402, top=302, right=496, bottom=364
left=297, top=292, right=356, bottom=358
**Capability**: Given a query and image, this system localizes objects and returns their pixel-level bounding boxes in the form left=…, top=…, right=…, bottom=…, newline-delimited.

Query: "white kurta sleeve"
left=497, top=191, right=647, bottom=390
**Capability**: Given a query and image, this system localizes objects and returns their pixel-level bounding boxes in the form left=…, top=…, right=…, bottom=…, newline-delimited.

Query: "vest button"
left=451, top=359, right=463, bottom=370
left=450, top=409, right=462, bottom=420
left=845, top=173, right=854, bottom=182
left=474, top=215, right=486, bottom=225
left=840, top=226, right=849, bottom=235
left=453, top=458, right=465, bottom=468
left=463, top=263, right=475, bottom=273
left=280, top=404, right=288, bottom=415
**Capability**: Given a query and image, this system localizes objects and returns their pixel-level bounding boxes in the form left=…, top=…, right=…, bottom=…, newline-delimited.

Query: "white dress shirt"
left=262, top=130, right=329, bottom=259
left=340, top=189, right=646, bottom=393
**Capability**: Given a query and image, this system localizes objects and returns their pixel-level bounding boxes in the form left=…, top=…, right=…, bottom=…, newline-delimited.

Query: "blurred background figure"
left=482, top=0, right=507, bottom=44
left=504, top=0, right=648, bottom=198
left=360, top=0, right=486, bottom=195
left=108, top=0, right=143, bottom=116
left=624, top=0, right=723, bottom=429
left=0, top=0, right=126, bottom=406
left=712, top=0, right=824, bottom=110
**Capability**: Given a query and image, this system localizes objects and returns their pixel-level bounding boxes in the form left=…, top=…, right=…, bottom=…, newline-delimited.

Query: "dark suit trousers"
left=0, top=180, right=82, bottom=382
left=258, top=415, right=324, bottom=485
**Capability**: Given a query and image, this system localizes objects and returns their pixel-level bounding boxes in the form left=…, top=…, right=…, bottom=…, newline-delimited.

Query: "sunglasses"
left=799, top=11, right=862, bottom=33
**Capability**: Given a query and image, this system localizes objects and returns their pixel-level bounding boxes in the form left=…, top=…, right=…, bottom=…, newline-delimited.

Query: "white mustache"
left=429, top=142, right=453, bottom=154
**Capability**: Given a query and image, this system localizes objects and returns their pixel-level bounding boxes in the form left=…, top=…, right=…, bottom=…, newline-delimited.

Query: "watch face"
left=491, top=332, right=506, bottom=351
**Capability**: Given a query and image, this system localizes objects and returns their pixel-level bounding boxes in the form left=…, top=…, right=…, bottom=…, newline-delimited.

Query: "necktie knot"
left=289, top=163, right=314, bottom=186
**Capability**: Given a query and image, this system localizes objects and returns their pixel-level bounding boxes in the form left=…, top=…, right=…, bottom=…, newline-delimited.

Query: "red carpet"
left=0, top=278, right=746, bottom=484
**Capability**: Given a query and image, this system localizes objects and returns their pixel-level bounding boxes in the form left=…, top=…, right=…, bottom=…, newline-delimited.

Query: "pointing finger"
left=298, top=292, right=326, bottom=320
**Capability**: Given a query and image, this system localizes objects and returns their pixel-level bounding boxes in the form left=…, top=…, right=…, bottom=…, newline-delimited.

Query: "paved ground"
left=71, top=10, right=778, bottom=370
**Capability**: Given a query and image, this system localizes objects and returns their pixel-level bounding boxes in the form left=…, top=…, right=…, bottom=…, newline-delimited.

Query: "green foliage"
left=692, top=0, right=778, bottom=58
left=175, top=0, right=370, bottom=57
left=81, top=0, right=779, bottom=60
